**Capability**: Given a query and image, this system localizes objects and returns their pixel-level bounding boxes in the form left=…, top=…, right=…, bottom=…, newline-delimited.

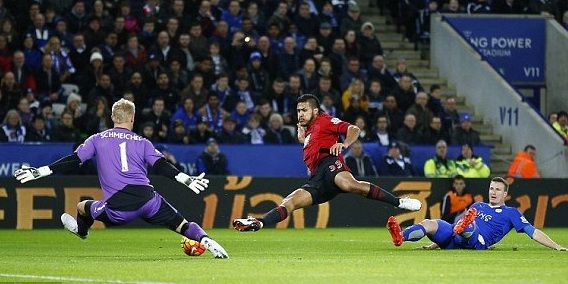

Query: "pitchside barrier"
left=0, top=177, right=566, bottom=230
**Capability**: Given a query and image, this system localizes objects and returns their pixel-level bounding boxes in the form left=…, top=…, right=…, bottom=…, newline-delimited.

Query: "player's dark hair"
left=297, top=94, right=321, bottom=110
left=368, top=78, right=381, bottom=85
left=452, top=174, right=468, bottom=194
left=524, top=144, right=536, bottom=152
left=454, top=174, right=465, bottom=182
left=273, top=77, right=285, bottom=84
left=430, top=84, right=441, bottom=93
left=491, top=176, right=509, bottom=192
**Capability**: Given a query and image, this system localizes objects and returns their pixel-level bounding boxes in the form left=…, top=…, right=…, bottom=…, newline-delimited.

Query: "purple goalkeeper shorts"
left=90, top=190, right=181, bottom=227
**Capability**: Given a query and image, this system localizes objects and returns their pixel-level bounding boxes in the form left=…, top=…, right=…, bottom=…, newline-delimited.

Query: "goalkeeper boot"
left=233, top=217, right=263, bottom=232
left=387, top=216, right=404, bottom=246
left=453, top=207, right=478, bottom=235
left=60, top=213, right=88, bottom=239
left=398, top=197, right=422, bottom=211
left=200, top=237, right=229, bottom=259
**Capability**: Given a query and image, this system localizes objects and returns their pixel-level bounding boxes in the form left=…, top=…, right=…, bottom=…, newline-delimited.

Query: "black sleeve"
left=152, top=158, right=182, bottom=180
left=48, top=153, right=82, bottom=173
left=441, top=194, right=457, bottom=222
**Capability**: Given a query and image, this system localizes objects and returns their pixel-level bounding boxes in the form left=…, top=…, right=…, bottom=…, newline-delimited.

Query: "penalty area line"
left=0, top=273, right=178, bottom=284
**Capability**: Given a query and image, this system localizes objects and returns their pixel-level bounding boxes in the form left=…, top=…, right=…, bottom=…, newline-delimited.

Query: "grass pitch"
left=0, top=228, right=567, bottom=284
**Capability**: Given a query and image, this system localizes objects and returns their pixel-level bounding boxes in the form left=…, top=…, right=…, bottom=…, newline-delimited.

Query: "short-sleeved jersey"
left=75, top=127, right=164, bottom=199
left=302, top=113, right=351, bottom=174
left=469, top=202, right=531, bottom=247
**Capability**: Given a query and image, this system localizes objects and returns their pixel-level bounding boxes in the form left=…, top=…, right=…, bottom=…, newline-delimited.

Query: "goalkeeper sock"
left=76, top=212, right=94, bottom=237
left=403, top=224, right=426, bottom=242
left=259, top=206, right=288, bottom=226
left=182, top=222, right=207, bottom=241
left=366, top=184, right=399, bottom=207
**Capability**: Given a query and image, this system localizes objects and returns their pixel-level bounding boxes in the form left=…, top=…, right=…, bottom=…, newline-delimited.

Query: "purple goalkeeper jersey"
left=75, top=127, right=163, bottom=199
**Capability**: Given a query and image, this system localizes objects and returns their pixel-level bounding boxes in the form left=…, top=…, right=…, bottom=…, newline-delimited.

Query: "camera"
left=244, top=36, right=251, bottom=43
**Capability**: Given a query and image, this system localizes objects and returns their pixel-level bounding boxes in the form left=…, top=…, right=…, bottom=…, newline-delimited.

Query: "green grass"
left=0, top=228, right=567, bottom=284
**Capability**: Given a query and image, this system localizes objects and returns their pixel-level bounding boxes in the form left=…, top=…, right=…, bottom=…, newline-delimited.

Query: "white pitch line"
left=0, top=273, right=178, bottom=284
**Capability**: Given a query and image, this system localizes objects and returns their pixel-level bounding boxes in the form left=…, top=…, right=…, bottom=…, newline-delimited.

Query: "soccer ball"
left=181, top=237, right=206, bottom=256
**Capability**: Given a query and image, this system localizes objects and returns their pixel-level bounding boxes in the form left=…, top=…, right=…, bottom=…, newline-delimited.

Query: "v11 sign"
left=445, top=16, right=545, bottom=84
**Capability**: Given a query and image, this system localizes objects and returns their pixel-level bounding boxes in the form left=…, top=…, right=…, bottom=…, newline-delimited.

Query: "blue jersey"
left=469, top=202, right=532, bottom=248
left=75, top=127, right=164, bottom=199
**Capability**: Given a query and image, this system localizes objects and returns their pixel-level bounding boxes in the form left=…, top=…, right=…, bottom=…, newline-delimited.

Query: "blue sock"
left=403, top=224, right=426, bottom=242
left=460, top=222, right=476, bottom=238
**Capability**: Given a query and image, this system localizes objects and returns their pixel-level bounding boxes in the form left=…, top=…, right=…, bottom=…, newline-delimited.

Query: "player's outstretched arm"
left=531, top=229, right=567, bottom=251
left=176, top=172, right=209, bottom=194
left=152, top=158, right=209, bottom=194
left=418, top=243, right=439, bottom=250
left=14, top=153, right=82, bottom=183
left=330, top=125, right=361, bottom=156
left=343, top=125, right=361, bottom=148
left=14, top=165, right=52, bottom=183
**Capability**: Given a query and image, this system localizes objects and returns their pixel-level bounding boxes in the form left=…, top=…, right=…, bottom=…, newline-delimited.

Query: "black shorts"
left=302, top=155, right=350, bottom=205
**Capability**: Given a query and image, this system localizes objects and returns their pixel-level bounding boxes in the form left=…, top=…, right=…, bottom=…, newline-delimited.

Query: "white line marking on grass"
left=0, top=273, right=178, bottom=284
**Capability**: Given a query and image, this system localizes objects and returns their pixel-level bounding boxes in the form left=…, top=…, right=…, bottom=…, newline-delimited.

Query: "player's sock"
left=76, top=212, right=93, bottom=237
left=460, top=223, right=476, bottom=238
left=366, top=184, right=399, bottom=207
left=402, top=224, right=426, bottom=242
left=182, top=222, right=207, bottom=241
left=258, top=206, right=288, bottom=226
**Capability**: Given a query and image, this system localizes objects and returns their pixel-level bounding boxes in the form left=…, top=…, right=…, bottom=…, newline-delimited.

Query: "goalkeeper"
left=14, top=99, right=228, bottom=258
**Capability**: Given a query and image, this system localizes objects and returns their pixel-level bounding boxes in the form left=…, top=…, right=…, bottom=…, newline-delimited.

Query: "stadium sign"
left=444, top=16, right=545, bottom=84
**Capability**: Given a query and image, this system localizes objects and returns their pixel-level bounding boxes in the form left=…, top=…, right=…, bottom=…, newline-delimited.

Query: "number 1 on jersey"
left=119, top=142, right=129, bottom=172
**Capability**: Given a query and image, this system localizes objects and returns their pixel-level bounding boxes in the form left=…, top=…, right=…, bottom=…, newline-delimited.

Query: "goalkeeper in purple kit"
left=387, top=177, right=566, bottom=251
left=15, top=99, right=228, bottom=258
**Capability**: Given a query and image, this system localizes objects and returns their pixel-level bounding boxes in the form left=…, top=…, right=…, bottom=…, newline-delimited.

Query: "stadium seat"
left=61, top=83, right=79, bottom=97
left=52, top=103, right=66, bottom=118
left=282, top=125, right=297, bottom=138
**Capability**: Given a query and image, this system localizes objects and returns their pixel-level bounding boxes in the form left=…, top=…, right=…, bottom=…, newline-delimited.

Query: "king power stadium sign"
left=444, top=17, right=545, bottom=84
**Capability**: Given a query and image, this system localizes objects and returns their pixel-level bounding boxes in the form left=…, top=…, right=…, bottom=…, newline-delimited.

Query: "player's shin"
left=366, top=184, right=399, bottom=207
left=77, top=200, right=94, bottom=237
left=259, top=206, right=288, bottom=226
left=76, top=212, right=94, bottom=237
left=403, top=224, right=426, bottom=242
left=181, top=222, right=208, bottom=241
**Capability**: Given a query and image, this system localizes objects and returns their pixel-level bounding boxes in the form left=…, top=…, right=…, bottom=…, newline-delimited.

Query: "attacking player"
left=233, top=94, right=422, bottom=232
left=387, top=176, right=566, bottom=251
left=14, top=99, right=229, bottom=258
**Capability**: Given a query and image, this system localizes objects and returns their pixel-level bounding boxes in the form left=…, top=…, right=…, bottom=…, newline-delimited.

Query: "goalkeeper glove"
left=175, top=172, right=209, bottom=194
left=14, top=165, right=53, bottom=183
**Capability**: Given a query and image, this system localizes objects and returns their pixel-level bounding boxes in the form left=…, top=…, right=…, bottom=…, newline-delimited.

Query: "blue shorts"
left=430, top=220, right=487, bottom=250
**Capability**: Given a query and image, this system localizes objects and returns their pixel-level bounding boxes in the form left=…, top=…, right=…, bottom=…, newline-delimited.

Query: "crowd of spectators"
left=0, top=0, right=565, bottom=177
left=0, top=0, right=561, bottom=145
